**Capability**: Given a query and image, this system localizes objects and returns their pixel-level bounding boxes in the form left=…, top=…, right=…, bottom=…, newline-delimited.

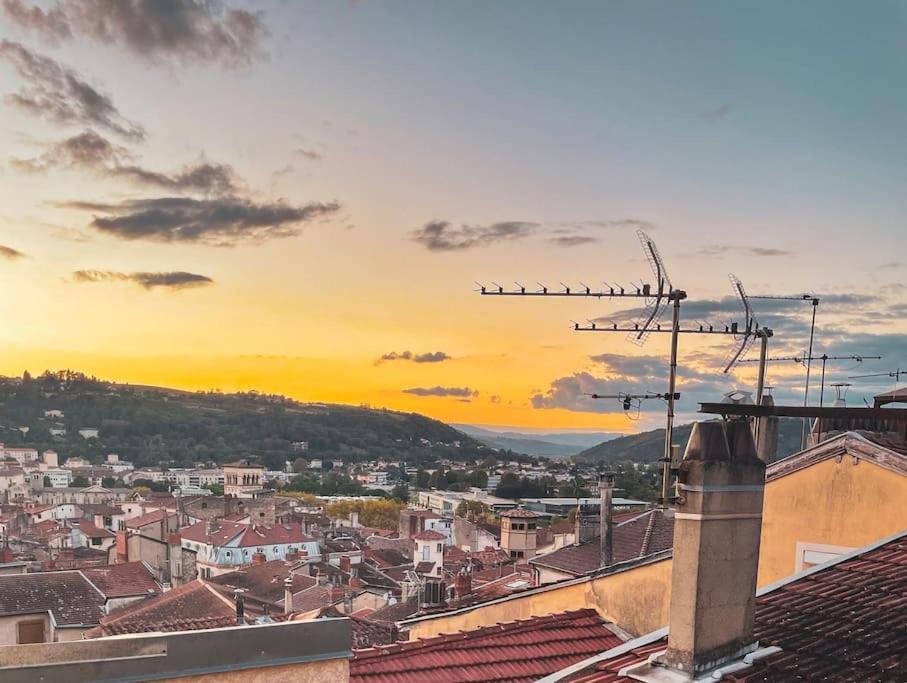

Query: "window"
left=18, top=620, right=45, bottom=644
left=512, top=523, right=524, bottom=531
left=510, top=550, right=524, bottom=559
left=437, top=543, right=443, bottom=552
left=422, top=545, right=430, bottom=561
left=91, top=537, right=102, bottom=546
left=527, top=522, right=536, bottom=530
left=225, top=550, right=232, bottom=558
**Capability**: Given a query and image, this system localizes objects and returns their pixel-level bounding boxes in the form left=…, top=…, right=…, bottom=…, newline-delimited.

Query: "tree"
left=205, top=483, right=224, bottom=496
left=71, top=475, right=89, bottom=488
left=413, top=468, right=430, bottom=489
left=101, top=477, right=118, bottom=488
left=292, top=458, right=309, bottom=473
left=390, top=483, right=410, bottom=503
left=43, top=475, right=50, bottom=487
left=325, top=499, right=405, bottom=530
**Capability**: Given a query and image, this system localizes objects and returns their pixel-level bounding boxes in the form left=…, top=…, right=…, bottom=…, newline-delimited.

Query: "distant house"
left=69, top=519, right=116, bottom=552
left=78, top=428, right=100, bottom=440
left=181, top=520, right=319, bottom=578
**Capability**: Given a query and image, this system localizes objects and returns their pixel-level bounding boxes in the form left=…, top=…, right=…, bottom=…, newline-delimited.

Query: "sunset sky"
left=1, top=1, right=905, bottom=433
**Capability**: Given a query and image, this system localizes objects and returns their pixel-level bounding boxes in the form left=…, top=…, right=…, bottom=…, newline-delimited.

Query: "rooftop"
left=82, top=562, right=161, bottom=599
left=0, top=571, right=105, bottom=626
left=86, top=579, right=238, bottom=637
left=530, top=508, right=674, bottom=577
left=554, top=531, right=907, bottom=682
left=413, top=529, right=447, bottom=541
left=209, top=560, right=316, bottom=605
left=350, top=609, right=625, bottom=683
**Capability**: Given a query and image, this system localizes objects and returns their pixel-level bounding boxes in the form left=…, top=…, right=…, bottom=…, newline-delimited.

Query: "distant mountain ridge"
left=573, top=417, right=804, bottom=464
left=454, top=424, right=618, bottom=458
left=0, top=370, right=487, bottom=470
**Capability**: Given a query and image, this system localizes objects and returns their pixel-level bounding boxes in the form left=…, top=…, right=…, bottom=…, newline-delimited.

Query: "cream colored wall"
left=0, top=614, right=49, bottom=646
left=758, top=456, right=907, bottom=587
left=406, top=556, right=673, bottom=640
left=162, top=659, right=348, bottom=683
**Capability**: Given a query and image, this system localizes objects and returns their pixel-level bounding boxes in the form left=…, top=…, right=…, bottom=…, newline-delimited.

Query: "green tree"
left=42, top=475, right=50, bottom=487
left=390, top=483, right=410, bottom=503
left=71, top=475, right=89, bottom=487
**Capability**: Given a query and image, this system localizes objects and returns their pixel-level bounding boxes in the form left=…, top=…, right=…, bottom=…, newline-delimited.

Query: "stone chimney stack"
left=651, top=420, right=766, bottom=679
left=755, top=392, right=779, bottom=464
left=283, top=577, right=293, bottom=615
left=454, top=565, right=472, bottom=598
left=599, top=472, right=614, bottom=567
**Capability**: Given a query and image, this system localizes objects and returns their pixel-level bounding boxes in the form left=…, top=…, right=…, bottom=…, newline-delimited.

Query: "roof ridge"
left=100, top=578, right=207, bottom=625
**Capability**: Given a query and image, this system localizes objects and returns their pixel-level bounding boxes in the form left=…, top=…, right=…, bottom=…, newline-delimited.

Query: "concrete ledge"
left=0, top=618, right=351, bottom=683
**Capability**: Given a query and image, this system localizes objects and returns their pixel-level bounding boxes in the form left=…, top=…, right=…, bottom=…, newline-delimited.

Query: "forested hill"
left=0, top=371, right=487, bottom=470
left=573, top=417, right=804, bottom=465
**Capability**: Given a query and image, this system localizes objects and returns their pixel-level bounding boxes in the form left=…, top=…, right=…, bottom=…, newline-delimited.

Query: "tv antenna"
left=738, top=353, right=881, bottom=407
left=849, top=368, right=906, bottom=390
left=585, top=391, right=680, bottom=421
left=478, top=230, right=686, bottom=505
left=749, top=292, right=820, bottom=449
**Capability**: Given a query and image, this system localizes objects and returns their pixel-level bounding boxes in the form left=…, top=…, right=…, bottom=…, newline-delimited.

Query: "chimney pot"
left=599, top=473, right=614, bottom=567
left=283, top=577, right=293, bottom=615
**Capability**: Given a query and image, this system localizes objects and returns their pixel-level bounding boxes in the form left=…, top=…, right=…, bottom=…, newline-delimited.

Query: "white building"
left=78, top=428, right=99, bottom=440
left=0, top=445, right=38, bottom=464
left=44, top=410, right=64, bottom=418
left=413, top=530, right=445, bottom=578
left=44, top=469, right=73, bottom=488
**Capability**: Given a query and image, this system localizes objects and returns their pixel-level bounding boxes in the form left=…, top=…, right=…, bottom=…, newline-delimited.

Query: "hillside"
left=0, top=371, right=488, bottom=471
left=453, top=424, right=617, bottom=458
left=574, top=418, right=804, bottom=465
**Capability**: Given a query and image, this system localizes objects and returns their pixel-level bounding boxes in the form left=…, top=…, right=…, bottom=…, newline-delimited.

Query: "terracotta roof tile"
left=351, top=609, right=625, bottom=683
left=564, top=533, right=907, bottom=682
left=530, top=509, right=673, bottom=577
left=209, top=560, right=315, bottom=604
left=86, top=579, right=238, bottom=637
left=83, top=562, right=161, bottom=598
left=413, top=530, right=446, bottom=542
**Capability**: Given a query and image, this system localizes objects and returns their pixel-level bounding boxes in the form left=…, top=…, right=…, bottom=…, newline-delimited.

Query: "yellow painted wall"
left=758, top=456, right=907, bottom=586
left=406, top=556, right=673, bottom=640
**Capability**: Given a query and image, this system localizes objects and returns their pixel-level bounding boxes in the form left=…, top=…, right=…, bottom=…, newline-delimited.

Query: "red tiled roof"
left=180, top=520, right=313, bottom=548
left=209, top=560, right=315, bottom=604
left=413, top=530, right=446, bottom=541
left=71, top=519, right=115, bottom=538
left=125, top=509, right=172, bottom=528
left=86, top=579, right=238, bottom=637
left=414, top=561, right=436, bottom=574
left=564, top=532, right=907, bottom=682
left=83, top=562, right=161, bottom=599
left=350, top=609, right=625, bottom=683
left=530, top=509, right=673, bottom=577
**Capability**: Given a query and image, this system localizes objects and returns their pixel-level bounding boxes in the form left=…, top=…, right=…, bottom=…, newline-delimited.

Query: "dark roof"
left=83, top=562, right=161, bottom=598
left=530, top=509, right=674, bottom=577
left=367, top=596, right=420, bottom=623
left=321, top=605, right=398, bottom=648
left=86, top=579, right=238, bottom=637
left=350, top=609, right=625, bottom=683
left=0, top=571, right=105, bottom=626
left=563, top=532, right=907, bottom=682
left=365, top=547, right=411, bottom=568
left=500, top=506, right=540, bottom=518
left=209, top=560, right=315, bottom=604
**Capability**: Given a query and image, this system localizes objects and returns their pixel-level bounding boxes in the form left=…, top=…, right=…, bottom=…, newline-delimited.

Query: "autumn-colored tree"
left=325, top=499, right=405, bottom=530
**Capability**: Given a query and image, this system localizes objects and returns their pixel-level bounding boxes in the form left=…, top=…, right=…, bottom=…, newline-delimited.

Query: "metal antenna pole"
left=756, top=331, right=769, bottom=405
left=819, top=354, right=828, bottom=408
left=662, top=296, right=681, bottom=507
left=801, top=298, right=819, bottom=449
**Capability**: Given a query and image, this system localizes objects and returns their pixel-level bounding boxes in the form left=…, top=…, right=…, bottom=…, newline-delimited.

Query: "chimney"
left=251, top=551, right=267, bottom=566
left=286, top=547, right=299, bottom=562
left=234, top=590, right=246, bottom=625
left=649, top=420, right=766, bottom=680
left=599, top=472, right=614, bottom=567
left=207, top=517, right=219, bottom=536
left=755, top=392, right=779, bottom=464
left=283, top=577, right=293, bottom=615
left=115, top=529, right=128, bottom=564
left=454, top=565, right=472, bottom=598
left=339, top=554, right=352, bottom=574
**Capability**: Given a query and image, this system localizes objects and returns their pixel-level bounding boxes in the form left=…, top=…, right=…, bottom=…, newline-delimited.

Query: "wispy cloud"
left=377, top=350, right=451, bottom=364
left=411, top=220, right=539, bottom=251
left=0, top=244, right=27, bottom=260
left=402, top=386, right=477, bottom=398
left=0, top=41, right=144, bottom=139
left=411, top=218, right=652, bottom=251
left=295, top=148, right=323, bottom=161
left=696, top=244, right=791, bottom=257
left=71, top=270, right=213, bottom=290
left=58, top=196, right=342, bottom=246
left=11, top=130, right=239, bottom=195
left=1, top=0, right=267, bottom=68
